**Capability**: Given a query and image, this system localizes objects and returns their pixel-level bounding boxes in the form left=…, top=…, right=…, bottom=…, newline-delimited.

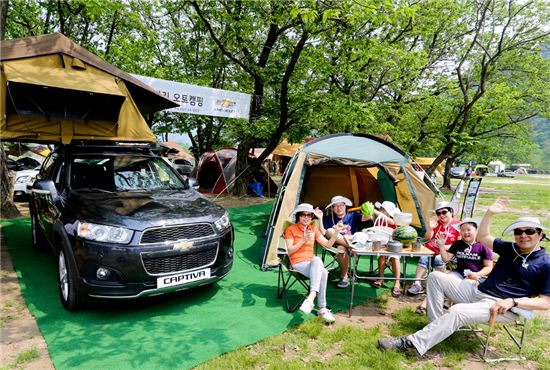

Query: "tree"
left=0, top=0, right=22, bottom=219
left=419, top=0, right=550, bottom=188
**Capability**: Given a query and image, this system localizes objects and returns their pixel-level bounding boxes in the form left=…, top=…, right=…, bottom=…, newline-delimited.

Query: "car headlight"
left=77, top=221, right=133, bottom=244
left=15, top=175, right=31, bottom=184
left=214, top=212, right=231, bottom=232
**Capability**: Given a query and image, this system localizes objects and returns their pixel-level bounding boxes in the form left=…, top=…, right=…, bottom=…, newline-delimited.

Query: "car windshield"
left=70, top=155, right=188, bottom=192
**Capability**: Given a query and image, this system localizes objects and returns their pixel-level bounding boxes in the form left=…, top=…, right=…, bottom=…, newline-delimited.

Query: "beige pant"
left=408, top=271, right=517, bottom=355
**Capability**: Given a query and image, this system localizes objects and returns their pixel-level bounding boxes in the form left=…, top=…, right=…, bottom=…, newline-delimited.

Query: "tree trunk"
left=0, top=143, right=22, bottom=219
left=233, top=139, right=255, bottom=196
left=441, top=158, right=454, bottom=190
left=0, top=3, right=21, bottom=219
left=0, top=0, right=8, bottom=40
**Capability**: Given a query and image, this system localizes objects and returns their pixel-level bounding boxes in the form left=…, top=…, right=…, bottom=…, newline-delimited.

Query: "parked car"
left=450, top=167, right=467, bottom=178
left=497, top=170, right=515, bottom=178
left=30, top=142, right=234, bottom=310
left=13, top=166, right=40, bottom=200
left=171, top=158, right=195, bottom=176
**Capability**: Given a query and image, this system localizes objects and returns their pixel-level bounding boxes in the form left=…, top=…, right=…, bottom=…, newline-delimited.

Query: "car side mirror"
left=33, top=180, right=60, bottom=202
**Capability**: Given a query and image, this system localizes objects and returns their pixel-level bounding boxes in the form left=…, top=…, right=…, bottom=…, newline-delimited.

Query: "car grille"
left=140, top=223, right=215, bottom=244
left=142, top=244, right=218, bottom=275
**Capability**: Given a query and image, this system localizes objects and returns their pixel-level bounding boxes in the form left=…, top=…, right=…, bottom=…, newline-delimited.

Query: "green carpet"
left=2, top=203, right=381, bottom=369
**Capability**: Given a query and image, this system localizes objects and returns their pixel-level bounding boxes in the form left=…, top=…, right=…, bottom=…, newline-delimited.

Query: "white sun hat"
left=375, top=201, right=399, bottom=217
left=432, top=201, right=458, bottom=215
left=452, top=217, right=482, bottom=232
left=502, top=217, right=549, bottom=235
left=291, top=203, right=316, bottom=220
left=325, top=195, right=352, bottom=210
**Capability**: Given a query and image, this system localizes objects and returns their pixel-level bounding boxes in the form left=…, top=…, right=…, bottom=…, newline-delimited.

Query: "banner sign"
left=132, top=74, right=251, bottom=119
left=460, top=177, right=483, bottom=219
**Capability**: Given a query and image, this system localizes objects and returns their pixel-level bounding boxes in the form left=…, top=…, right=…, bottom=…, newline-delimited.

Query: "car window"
left=71, top=155, right=187, bottom=192
left=41, top=152, right=59, bottom=178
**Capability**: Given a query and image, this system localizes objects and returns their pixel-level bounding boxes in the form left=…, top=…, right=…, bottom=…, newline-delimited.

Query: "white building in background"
left=488, top=160, right=506, bottom=173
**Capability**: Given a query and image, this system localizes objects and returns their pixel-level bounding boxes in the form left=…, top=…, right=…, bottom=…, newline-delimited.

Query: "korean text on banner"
left=132, top=74, right=251, bottom=119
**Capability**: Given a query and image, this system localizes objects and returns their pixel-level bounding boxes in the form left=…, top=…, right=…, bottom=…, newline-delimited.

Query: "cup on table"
left=372, top=240, right=382, bottom=251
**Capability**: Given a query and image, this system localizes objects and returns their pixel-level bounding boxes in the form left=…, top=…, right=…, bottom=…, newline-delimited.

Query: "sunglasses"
left=513, top=228, right=540, bottom=236
left=436, top=209, right=450, bottom=216
left=299, top=213, right=313, bottom=218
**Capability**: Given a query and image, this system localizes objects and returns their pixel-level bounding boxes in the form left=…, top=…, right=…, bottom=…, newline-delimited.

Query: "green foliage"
left=4, top=0, right=549, bottom=183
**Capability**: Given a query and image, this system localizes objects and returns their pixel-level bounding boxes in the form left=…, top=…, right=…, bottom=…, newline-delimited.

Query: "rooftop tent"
left=0, top=33, right=177, bottom=144
left=261, top=133, right=437, bottom=269
left=196, top=148, right=238, bottom=194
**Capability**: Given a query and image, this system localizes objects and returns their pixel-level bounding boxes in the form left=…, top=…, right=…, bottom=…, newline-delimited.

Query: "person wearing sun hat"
left=314, top=195, right=376, bottom=289
left=378, top=197, right=550, bottom=356
left=284, top=203, right=345, bottom=323
left=438, top=217, right=494, bottom=283
left=408, top=201, right=461, bottom=304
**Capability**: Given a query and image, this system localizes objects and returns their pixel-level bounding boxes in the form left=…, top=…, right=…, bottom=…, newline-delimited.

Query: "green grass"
left=198, top=174, right=550, bottom=369
left=0, top=347, right=40, bottom=370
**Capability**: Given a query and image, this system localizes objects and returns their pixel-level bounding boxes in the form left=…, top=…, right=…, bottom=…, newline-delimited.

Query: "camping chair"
left=276, top=221, right=343, bottom=312
left=479, top=308, right=533, bottom=362
left=276, top=245, right=311, bottom=313
left=276, top=220, right=311, bottom=312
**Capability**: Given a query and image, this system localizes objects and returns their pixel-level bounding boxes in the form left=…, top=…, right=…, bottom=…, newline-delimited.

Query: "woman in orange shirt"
left=284, top=203, right=344, bottom=323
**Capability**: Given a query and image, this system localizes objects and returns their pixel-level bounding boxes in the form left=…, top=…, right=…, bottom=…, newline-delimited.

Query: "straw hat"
left=325, top=195, right=352, bottom=210
left=502, top=217, right=549, bottom=235
left=452, top=217, right=482, bottom=232
left=375, top=201, right=399, bottom=217
left=432, top=201, right=458, bottom=215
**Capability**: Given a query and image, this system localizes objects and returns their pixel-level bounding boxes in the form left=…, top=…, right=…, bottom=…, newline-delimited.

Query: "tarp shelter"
left=415, top=157, right=444, bottom=177
left=160, top=141, right=194, bottom=160
left=196, top=148, right=237, bottom=194
left=261, top=133, right=437, bottom=268
left=0, top=33, right=177, bottom=144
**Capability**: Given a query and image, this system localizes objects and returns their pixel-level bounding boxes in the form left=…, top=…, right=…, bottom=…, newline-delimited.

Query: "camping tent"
left=261, top=133, right=437, bottom=269
left=196, top=148, right=238, bottom=194
left=0, top=33, right=176, bottom=144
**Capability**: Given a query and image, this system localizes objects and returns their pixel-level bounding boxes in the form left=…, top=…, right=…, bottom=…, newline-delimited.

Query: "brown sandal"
left=372, top=280, right=383, bottom=288
left=391, top=286, right=401, bottom=297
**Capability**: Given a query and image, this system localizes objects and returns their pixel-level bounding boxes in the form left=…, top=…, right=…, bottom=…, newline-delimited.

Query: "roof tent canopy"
left=1, top=33, right=177, bottom=144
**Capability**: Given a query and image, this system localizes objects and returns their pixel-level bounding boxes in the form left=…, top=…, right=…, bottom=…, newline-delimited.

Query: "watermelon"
left=393, top=226, right=418, bottom=243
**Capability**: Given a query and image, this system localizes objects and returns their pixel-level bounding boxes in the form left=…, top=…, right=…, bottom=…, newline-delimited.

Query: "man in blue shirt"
left=378, top=197, right=550, bottom=355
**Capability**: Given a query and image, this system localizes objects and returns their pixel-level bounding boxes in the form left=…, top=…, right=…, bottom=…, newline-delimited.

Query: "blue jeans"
left=417, top=255, right=444, bottom=269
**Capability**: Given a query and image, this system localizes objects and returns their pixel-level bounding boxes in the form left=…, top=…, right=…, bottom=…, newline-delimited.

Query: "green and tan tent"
left=0, top=33, right=177, bottom=144
left=261, top=133, right=437, bottom=269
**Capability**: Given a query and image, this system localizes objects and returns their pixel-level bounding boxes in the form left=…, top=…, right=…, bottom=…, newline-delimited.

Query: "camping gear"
left=393, top=211, right=413, bottom=226
left=365, top=216, right=393, bottom=244
left=350, top=231, right=369, bottom=249
left=387, top=240, right=403, bottom=253
left=262, top=133, right=436, bottom=269
left=196, top=148, right=238, bottom=194
left=412, top=241, right=423, bottom=251
left=0, top=33, right=176, bottom=144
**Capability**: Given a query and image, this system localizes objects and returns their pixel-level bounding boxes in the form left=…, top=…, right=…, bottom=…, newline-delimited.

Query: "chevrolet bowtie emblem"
left=215, top=99, right=236, bottom=107
left=174, top=241, right=193, bottom=251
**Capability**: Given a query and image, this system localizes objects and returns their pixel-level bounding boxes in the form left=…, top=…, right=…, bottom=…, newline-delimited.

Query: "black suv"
left=30, top=142, right=234, bottom=310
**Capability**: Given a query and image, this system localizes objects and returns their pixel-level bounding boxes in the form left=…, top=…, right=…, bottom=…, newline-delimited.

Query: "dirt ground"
left=0, top=196, right=545, bottom=369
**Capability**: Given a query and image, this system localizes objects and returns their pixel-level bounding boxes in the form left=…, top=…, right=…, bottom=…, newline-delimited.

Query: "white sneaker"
left=299, top=299, right=314, bottom=314
left=318, top=307, right=336, bottom=323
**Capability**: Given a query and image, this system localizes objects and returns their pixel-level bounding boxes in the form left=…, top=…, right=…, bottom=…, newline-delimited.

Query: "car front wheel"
left=57, top=246, right=82, bottom=310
